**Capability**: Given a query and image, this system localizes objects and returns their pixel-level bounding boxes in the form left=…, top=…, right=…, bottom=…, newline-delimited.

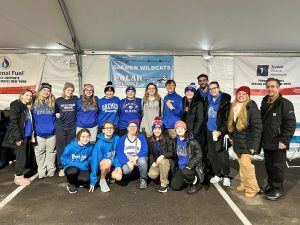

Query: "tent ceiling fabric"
left=1, top=0, right=300, bottom=52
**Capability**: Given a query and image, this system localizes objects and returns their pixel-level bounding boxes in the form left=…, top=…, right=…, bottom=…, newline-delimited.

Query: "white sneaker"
left=210, top=175, right=222, bottom=184
left=223, top=177, right=231, bottom=187
left=58, top=169, right=65, bottom=177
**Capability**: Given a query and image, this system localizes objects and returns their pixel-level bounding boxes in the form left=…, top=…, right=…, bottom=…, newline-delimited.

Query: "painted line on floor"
left=214, top=183, right=252, bottom=225
left=0, top=173, right=38, bottom=210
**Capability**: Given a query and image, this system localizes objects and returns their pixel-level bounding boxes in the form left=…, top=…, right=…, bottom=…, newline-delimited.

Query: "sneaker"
left=100, top=179, right=110, bottom=192
left=38, top=172, right=47, bottom=179
left=210, top=175, right=222, bottom=184
left=14, top=175, right=31, bottom=186
left=187, top=184, right=201, bottom=195
left=67, top=184, right=78, bottom=194
left=139, top=179, right=147, bottom=189
left=266, top=190, right=285, bottom=201
left=223, top=177, right=231, bottom=187
left=158, top=186, right=168, bottom=193
left=47, top=171, right=55, bottom=177
left=58, top=169, right=65, bottom=177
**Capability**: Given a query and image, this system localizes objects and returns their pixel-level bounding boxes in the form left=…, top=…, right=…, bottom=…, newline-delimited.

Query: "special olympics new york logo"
left=0, top=56, right=11, bottom=69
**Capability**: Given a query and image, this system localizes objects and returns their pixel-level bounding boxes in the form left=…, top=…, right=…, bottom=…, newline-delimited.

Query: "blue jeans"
left=122, top=157, right=148, bottom=180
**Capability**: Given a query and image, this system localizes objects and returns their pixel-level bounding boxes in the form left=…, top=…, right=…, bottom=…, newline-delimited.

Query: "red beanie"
left=174, top=120, right=187, bottom=130
left=236, top=86, right=250, bottom=96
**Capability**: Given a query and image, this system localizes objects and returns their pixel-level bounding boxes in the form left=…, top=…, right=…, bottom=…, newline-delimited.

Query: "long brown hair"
left=82, top=91, right=98, bottom=110
left=19, top=89, right=33, bottom=109
left=143, top=83, right=161, bottom=103
left=228, top=95, right=251, bottom=132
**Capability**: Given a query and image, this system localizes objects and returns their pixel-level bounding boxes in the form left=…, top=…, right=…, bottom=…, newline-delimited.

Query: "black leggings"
left=170, top=167, right=197, bottom=191
left=65, top=166, right=90, bottom=186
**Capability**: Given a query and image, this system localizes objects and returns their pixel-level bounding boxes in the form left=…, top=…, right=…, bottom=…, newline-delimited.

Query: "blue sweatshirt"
left=162, top=91, right=183, bottom=129
left=76, top=96, right=99, bottom=128
left=116, top=133, right=148, bottom=165
left=97, top=96, right=120, bottom=128
left=60, top=139, right=93, bottom=171
left=55, top=96, right=78, bottom=131
left=90, top=133, right=121, bottom=185
left=207, top=92, right=222, bottom=132
left=32, top=102, right=56, bottom=137
left=176, top=137, right=189, bottom=170
left=118, top=98, right=142, bottom=129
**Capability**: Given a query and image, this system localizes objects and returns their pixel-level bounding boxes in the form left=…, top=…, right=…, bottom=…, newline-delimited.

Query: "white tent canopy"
left=1, top=0, right=300, bottom=53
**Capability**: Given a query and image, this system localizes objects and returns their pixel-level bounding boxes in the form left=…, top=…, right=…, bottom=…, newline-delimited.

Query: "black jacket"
left=147, top=134, right=175, bottom=165
left=2, top=100, right=28, bottom=148
left=182, top=96, right=204, bottom=138
left=204, top=92, right=231, bottom=134
left=174, top=137, right=204, bottom=182
left=261, top=94, right=296, bottom=150
left=231, top=100, right=262, bottom=154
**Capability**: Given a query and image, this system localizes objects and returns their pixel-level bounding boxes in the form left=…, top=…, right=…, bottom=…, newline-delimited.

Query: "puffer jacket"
left=231, top=100, right=262, bottom=154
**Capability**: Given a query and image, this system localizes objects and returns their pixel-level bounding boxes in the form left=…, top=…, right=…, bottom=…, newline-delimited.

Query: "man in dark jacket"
left=260, top=78, right=296, bottom=200
left=206, top=81, right=231, bottom=187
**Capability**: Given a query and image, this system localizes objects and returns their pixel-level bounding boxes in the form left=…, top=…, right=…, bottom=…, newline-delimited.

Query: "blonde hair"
left=34, top=89, right=56, bottom=108
left=143, top=83, right=161, bottom=103
left=228, top=95, right=251, bottom=133
left=82, top=91, right=98, bottom=110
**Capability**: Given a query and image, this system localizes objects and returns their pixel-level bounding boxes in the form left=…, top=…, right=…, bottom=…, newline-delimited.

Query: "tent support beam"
left=58, top=0, right=83, bottom=92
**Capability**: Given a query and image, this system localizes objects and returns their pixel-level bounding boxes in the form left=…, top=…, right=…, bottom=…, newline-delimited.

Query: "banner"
left=110, top=55, right=174, bottom=88
left=0, top=54, right=46, bottom=94
left=234, top=57, right=300, bottom=95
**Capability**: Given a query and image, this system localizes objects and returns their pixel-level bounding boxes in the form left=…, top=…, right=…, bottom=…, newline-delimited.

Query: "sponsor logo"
left=257, top=65, right=269, bottom=76
left=0, top=56, right=11, bottom=69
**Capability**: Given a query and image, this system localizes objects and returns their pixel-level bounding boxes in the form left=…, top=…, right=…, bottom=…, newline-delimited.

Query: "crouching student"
left=148, top=117, right=174, bottom=193
left=170, top=121, right=204, bottom=194
left=116, top=119, right=148, bottom=189
left=90, top=121, right=122, bottom=193
left=60, top=128, right=93, bottom=194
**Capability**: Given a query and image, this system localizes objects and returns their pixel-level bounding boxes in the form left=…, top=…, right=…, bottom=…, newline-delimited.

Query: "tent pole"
left=58, top=0, right=83, bottom=93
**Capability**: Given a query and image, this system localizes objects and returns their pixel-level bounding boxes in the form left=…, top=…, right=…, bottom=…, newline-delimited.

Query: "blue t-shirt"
left=155, top=140, right=161, bottom=156
left=176, top=138, right=189, bottom=170
left=24, top=110, right=32, bottom=137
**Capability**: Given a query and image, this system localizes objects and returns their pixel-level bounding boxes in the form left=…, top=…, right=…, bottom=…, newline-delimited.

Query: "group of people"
left=2, top=75, right=296, bottom=201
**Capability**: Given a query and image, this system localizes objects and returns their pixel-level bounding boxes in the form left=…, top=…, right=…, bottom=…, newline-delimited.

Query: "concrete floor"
left=0, top=159, right=299, bottom=225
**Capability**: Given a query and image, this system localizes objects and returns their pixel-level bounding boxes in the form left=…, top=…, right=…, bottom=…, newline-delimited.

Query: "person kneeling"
left=60, top=128, right=93, bottom=194
left=170, top=121, right=204, bottom=195
left=148, top=117, right=174, bottom=193
left=117, top=119, right=148, bottom=189
left=90, top=121, right=122, bottom=193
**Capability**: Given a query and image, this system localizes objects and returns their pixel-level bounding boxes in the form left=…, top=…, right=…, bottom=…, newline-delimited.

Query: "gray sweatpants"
left=34, top=135, right=56, bottom=175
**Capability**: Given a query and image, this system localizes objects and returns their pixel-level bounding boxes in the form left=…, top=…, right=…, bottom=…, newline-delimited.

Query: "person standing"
left=76, top=84, right=99, bottom=144
left=118, top=85, right=142, bottom=137
left=182, top=83, right=204, bottom=143
left=32, top=83, right=56, bottom=178
left=3, top=89, right=34, bottom=186
left=55, top=82, right=78, bottom=177
left=162, top=80, right=183, bottom=139
left=260, top=78, right=296, bottom=200
left=97, top=81, right=120, bottom=134
left=228, top=86, right=262, bottom=198
left=140, top=83, right=163, bottom=137
left=206, top=81, right=231, bottom=186
left=196, top=74, right=210, bottom=103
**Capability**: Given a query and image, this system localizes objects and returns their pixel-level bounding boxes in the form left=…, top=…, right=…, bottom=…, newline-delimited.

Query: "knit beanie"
left=83, top=84, right=94, bottom=91
left=39, top=82, right=52, bottom=91
left=236, top=86, right=250, bottom=96
left=63, top=82, right=75, bottom=90
left=184, top=82, right=197, bottom=93
left=104, top=81, right=115, bottom=93
left=174, top=120, right=187, bottom=130
left=126, top=85, right=136, bottom=93
left=152, top=116, right=163, bottom=130
left=128, top=118, right=140, bottom=127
